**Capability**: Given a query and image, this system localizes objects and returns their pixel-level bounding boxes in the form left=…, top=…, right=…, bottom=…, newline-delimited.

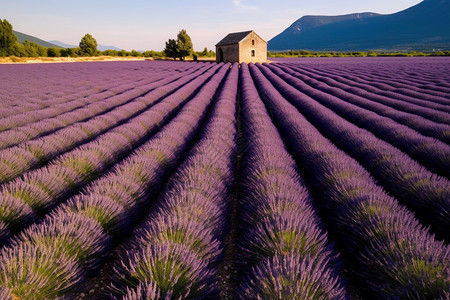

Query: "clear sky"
left=3, top=0, right=423, bottom=51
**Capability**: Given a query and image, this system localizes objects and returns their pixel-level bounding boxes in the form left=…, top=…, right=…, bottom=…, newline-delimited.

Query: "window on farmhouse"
left=252, top=39, right=255, bottom=45
left=251, top=50, right=255, bottom=57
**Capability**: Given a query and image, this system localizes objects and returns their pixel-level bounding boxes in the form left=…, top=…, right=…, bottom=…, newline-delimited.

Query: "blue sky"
left=3, top=0, right=422, bottom=51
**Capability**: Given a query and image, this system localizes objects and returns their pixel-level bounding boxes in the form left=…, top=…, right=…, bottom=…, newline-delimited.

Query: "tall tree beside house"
left=164, top=29, right=194, bottom=60
left=79, top=33, right=97, bottom=56
left=164, top=38, right=179, bottom=60
left=176, top=29, right=193, bottom=60
left=0, top=19, right=17, bottom=56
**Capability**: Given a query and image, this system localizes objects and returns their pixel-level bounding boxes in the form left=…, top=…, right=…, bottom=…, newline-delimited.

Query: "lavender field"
left=0, top=58, right=449, bottom=299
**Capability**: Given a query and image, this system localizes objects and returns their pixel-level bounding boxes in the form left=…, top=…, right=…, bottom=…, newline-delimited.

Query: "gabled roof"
left=215, top=30, right=253, bottom=46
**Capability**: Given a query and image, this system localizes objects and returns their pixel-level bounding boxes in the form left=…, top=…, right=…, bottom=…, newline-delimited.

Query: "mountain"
left=13, top=31, right=62, bottom=48
left=96, top=44, right=122, bottom=51
left=268, top=0, right=450, bottom=51
left=13, top=31, right=122, bottom=51
left=48, top=40, right=76, bottom=49
left=274, top=13, right=380, bottom=37
left=49, top=40, right=122, bottom=51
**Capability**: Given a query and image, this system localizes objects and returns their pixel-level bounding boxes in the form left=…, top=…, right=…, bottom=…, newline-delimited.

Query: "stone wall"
left=238, top=31, right=267, bottom=63
left=216, top=31, right=267, bottom=63
left=216, top=44, right=239, bottom=63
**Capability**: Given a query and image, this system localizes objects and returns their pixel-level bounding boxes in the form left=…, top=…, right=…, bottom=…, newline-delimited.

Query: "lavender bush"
left=0, top=62, right=228, bottom=298
left=237, top=63, right=347, bottom=299
left=109, top=63, right=238, bottom=298
left=0, top=63, right=219, bottom=244
left=249, top=62, right=449, bottom=299
left=256, top=63, right=450, bottom=241
left=277, top=64, right=450, bottom=144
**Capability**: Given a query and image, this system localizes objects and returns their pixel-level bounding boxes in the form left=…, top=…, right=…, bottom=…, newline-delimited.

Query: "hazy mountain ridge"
left=279, top=13, right=380, bottom=36
left=12, top=31, right=122, bottom=51
left=13, top=31, right=62, bottom=48
left=49, top=40, right=122, bottom=51
left=268, top=0, right=450, bottom=51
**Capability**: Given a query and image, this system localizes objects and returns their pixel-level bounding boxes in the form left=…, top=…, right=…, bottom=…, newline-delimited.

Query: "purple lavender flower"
left=0, top=243, right=83, bottom=299
left=116, top=242, right=216, bottom=299
left=118, top=280, right=163, bottom=300
left=240, top=254, right=347, bottom=300
left=247, top=62, right=450, bottom=298
left=11, top=212, right=109, bottom=269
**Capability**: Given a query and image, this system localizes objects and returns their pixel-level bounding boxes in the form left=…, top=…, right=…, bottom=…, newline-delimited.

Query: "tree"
left=79, top=33, right=97, bottom=56
left=0, top=19, right=17, bottom=56
left=103, top=49, right=118, bottom=56
left=196, top=47, right=214, bottom=58
left=164, top=38, right=178, bottom=60
left=131, top=50, right=143, bottom=57
left=163, top=29, right=194, bottom=60
left=47, top=47, right=61, bottom=57
left=143, top=50, right=164, bottom=58
left=176, top=29, right=193, bottom=60
left=11, top=42, right=26, bottom=57
left=61, top=48, right=76, bottom=57
left=118, top=49, right=129, bottom=57
left=23, top=41, right=39, bottom=57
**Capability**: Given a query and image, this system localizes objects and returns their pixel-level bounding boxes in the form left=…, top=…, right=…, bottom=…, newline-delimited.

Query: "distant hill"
left=49, top=40, right=122, bottom=51
left=97, top=44, right=122, bottom=51
left=13, top=31, right=62, bottom=48
left=268, top=0, right=450, bottom=51
left=11, top=31, right=122, bottom=51
left=48, top=40, right=76, bottom=49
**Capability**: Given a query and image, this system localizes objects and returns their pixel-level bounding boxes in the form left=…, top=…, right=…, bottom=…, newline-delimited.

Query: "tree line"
left=163, top=29, right=215, bottom=60
left=0, top=19, right=215, bottom=59
left=268, top=49, right=450, bottom=57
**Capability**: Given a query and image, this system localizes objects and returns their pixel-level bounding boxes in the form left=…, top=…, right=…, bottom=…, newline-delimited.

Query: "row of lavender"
left=248, top=62, right=449, bottom=299
left=0, top=61, right=192, bottom=123
left=0, top=62, right=229, bottom=298
left=0, top=62, right=199, bottom=143
left=0, top=68, right=196, bottom=183
left=287, top=63, right=450, bottom=109
left=271, top=63, right=450, bottom=172
left=0, top=59, right=449, bottom=299
left=107, top=63, right=238, bottom=299
left=0, top=62, right=218, bottom=245
left=237, top=63, right=346, bottom=298
left=272, top=57, right=450, bottom=101
left=278, top=64, right=450, bottom=143
left=110, top=60, right=449, bottom=298
left=259, top=63, right=450, bottom=240
left=0, top=66, right=191, bottom=149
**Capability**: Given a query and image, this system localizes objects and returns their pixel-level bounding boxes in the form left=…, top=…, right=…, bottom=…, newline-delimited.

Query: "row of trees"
left=0, top=32, right=102, bottom=58
left=9, top=43, right=168, bottom=59
left=0, top=19, right=102, bottom=58
left=268, top=49, right=450, bottom=57
left=1, top=19, right=213, bottom=59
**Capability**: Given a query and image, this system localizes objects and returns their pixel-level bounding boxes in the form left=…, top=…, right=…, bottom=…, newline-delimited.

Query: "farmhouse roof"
left=215, top=30, right=253, bottom=46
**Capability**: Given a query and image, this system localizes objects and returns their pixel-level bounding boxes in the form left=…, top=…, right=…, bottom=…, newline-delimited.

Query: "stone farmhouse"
left=215, top=30, right=267, bottom=63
